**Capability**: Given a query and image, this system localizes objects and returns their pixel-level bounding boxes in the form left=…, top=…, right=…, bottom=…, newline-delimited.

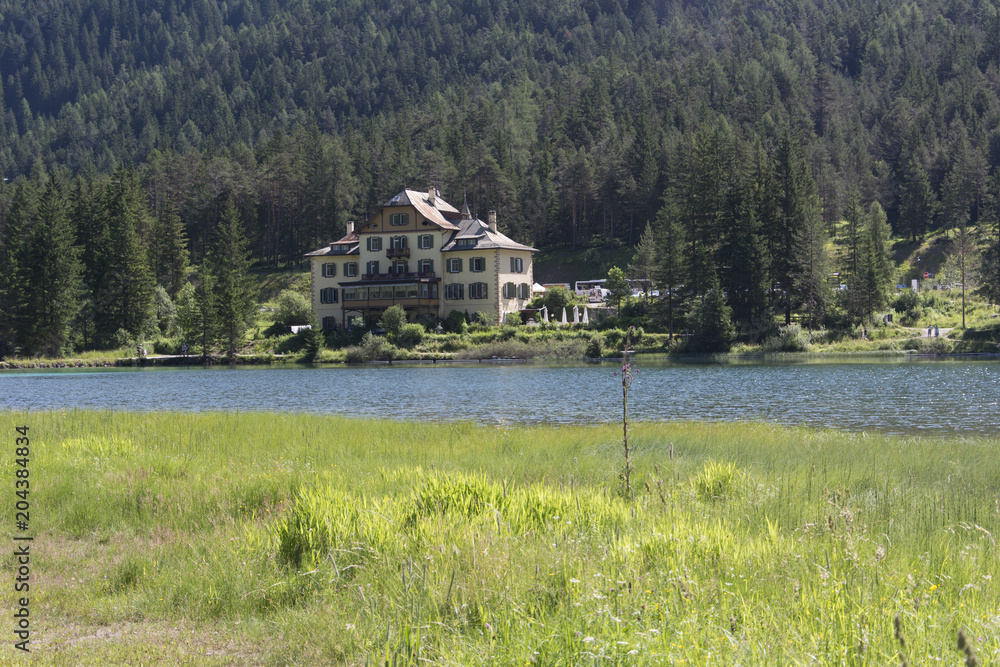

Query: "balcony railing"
left=386, top=247, right=410, bottom=258
left=361, top=271, right=436, bottom=281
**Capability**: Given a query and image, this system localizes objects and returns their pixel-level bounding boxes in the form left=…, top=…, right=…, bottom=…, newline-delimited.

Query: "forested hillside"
left=1, top=0, right=1000, bottom=355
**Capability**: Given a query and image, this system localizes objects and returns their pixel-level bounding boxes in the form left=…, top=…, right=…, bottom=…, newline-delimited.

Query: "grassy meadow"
left=1, top=410, right=999, bottom=665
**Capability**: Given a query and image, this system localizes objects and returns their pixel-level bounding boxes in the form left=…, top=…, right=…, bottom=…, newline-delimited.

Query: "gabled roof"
left=304, top=231, right=360, bottom=257
left=382, top=189, right=460, bottom=231
left=440, top=217, right=537, bottom=253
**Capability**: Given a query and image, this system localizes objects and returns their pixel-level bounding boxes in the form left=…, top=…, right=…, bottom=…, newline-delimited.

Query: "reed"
left=2, top=410, right=998, bottom=665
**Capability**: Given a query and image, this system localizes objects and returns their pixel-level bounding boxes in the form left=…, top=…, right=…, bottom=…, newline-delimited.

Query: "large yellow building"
left=306, top=188, right=536, bottom=329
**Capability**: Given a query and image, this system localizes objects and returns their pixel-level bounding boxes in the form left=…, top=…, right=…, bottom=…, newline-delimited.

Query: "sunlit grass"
left=2, top=411, right=998, bottom=664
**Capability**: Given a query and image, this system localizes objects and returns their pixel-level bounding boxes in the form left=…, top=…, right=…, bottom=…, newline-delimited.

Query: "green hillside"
left=2, top=0, right=1000, bottom=355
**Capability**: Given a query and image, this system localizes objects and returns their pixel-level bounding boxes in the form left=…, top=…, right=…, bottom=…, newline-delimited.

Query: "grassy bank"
left=1, top=411, right=998, bottom=664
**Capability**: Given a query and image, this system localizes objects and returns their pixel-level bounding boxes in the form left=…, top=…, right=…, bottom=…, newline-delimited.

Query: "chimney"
left=428, top=185, right=436, bottom=207
left=346, top=220, right=355, bottom=234
left=488, top=210, right=497, bottom=232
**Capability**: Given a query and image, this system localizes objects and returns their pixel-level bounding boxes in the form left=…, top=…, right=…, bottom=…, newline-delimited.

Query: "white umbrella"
left=561, top=307, right=568, bottom=325
left=572, top=305, right=579, bottom=323
left=582, top=307, right=589, bottom=324
left=541, top=306, right=549, bottom=322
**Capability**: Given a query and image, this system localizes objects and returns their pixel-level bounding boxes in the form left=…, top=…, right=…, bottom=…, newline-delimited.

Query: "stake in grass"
left=617, top=326, right=635, bottom=499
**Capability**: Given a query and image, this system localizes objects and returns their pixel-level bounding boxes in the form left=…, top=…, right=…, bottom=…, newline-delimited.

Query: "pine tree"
left=627, top=222, right=657, bottom=297
left=720, top=171, right=770, bottom=338
left=0, top=183, right=35, bottom=357
left=653, top=195, right=686, bottom=340
left=977, top=171, right=1000, bottom=305
left=210, top=200, right=257, bottom=359
left=850, top=202, right=893, bottom=322
left=193, top=269, right=217, bottom=356
left=22, top=176, right=83, bottom=356
left=99, top=167, right=156, bottom=343
left=151, top=204, right=190, bottom=298
left=691, top=273, right=735, bottom=353
left=771, top=130, right=815, bottom=325
left=794, top=200, right=829, bottom=333
left=898, top=156, right=936, bottom=242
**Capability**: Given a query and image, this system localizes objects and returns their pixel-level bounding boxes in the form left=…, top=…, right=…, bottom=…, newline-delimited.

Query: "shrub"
left=762, top=323, right=811, bottom=352
left=445, top=310, right=469, bottom=333
left=344, top=332, right=397, bottom=362
left=275, top=290, right=312, bottom=326
left=396, top=323, right=425, bottom=348
left=603, top=328, right=626, bottom=352
left=505, top=312, right=522, bottom=326
left=586, top=333, right=604, bottom=358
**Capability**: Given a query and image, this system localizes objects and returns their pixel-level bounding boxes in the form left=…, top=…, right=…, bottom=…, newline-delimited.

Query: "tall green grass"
left=2, top=410, right=998, bottom=665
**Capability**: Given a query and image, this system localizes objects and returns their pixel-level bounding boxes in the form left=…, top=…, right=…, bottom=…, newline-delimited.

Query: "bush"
left=445, top=310, right=468, bottom=334
left=762, top=323, right=811, bottom=352
left=275, top=290, right=312, bottom=326
left=505, top=312, right=522, bottom=326
left=586, top=333, right=604, bottom=358
left=396, top=323, right=425, bottom=348
left=892, top=289, right=920, bottom=325
left=345, top=332, right=397, bottom=362
left=603, top=328, right=626, bottom=352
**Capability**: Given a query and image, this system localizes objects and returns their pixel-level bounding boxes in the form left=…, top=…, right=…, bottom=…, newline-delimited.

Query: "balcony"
left=361, top=271, right=437, bottom=281
left=386, top=247, right=410, bottom=258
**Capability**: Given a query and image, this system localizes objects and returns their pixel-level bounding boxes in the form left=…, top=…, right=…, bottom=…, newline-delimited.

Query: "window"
left=344, top=262, right=358, bottom=277
left=389, top=213, right=409, bottom=226
left=510, top=257, right=523, bottom=273
left=390, top=235, right=407, bottom=249
left=343, top=287, right=360, bottom=301
left=471, top=257, right=485, bottom=272
left=469, top=282, right=488, bottom=299
left=367, top=236, right=382, bottom=252
left=447, top=258, right=462, bottom=273
left=502, top=282, right=516, bottom=298
left=366, top=260, right=380, bottom=275
left=322, top=263, right=336, bottom=277
left=518, top=282, right=530, bottom=299
left=418, top=259, right=434, bottom=274
left=445, top=283, right=464, bottom=300
left=321, top=316, right=337, bottom=330
left=418, top=234, right=434, bottom=249
left=391, top=260, right=408, bottom=274
left=420, top=283, right=439, bottom=299
left=320, top=288, right=338, bottom=304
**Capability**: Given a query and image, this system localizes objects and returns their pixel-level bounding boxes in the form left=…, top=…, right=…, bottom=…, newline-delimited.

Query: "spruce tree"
left=720, top=173, right=770, bottom=338
left=210, top=200, right=257, bottom=359
left=100, top=167, right=156, bottom=343
left=850, top=202, right=893, bottom=322
left=628, top=222, right=657, bottom=298
left=22, top=176, right=83, bottom=356
left=653, top=195, right=686, bottom=339
left=151, top=204, right=190, bottom=298
left=0, top=183, right=35, bottom=357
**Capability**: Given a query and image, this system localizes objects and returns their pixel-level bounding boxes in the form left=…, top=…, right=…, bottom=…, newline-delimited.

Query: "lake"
left=3, top=357, right=999, bottom=436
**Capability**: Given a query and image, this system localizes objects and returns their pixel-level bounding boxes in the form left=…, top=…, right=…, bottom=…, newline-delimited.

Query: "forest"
left=1, top=0, right=1000, bottom=356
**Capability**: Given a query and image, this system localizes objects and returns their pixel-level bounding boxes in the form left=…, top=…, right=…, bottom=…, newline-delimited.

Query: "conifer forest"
left=2, top=0, right=1000, bottom=355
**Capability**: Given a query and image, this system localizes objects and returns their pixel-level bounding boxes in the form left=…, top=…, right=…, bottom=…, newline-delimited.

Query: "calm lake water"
left=3, top=357, right=1000, bottom=436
